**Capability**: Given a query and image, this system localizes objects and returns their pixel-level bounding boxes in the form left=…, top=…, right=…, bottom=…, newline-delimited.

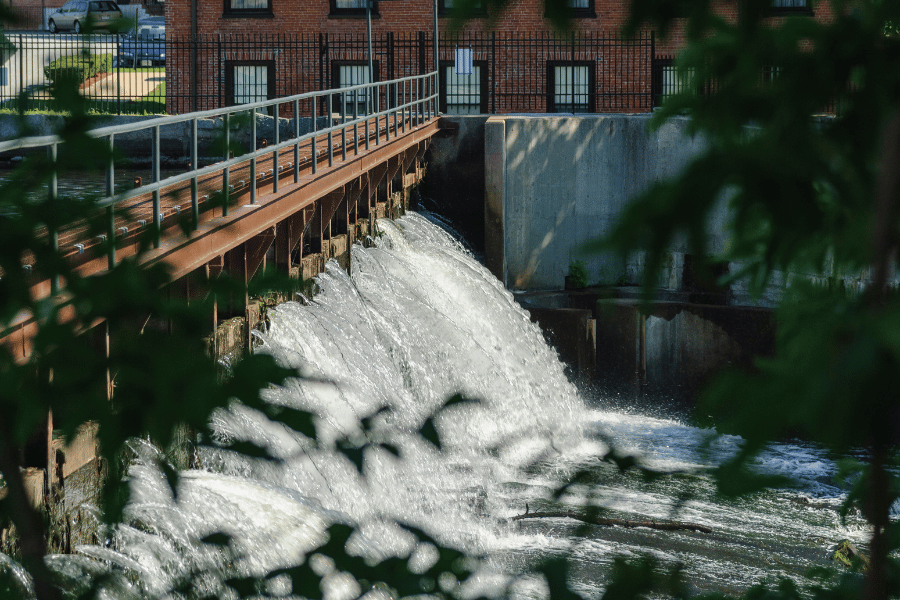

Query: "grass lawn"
left=0, top=72, right=167, bottom=115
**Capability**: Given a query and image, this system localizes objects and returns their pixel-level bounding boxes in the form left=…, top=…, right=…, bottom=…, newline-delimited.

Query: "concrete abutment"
left=428, top=113, right=775, bottom=402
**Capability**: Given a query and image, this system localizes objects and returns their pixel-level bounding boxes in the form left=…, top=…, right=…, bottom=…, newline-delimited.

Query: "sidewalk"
left=82, top=71, right=164, bottom=99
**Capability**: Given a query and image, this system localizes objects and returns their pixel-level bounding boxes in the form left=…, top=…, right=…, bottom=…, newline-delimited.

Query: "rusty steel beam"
left=2, top=120, right=440, bottom=357
left=84, top=120, right=438, bottom=285
left=274, top=210, right=306, bottom=272
left=246, top=227, right=276, bottom=281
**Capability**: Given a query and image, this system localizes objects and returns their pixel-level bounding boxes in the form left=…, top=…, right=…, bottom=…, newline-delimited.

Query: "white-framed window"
left=333, top=62, right=377, bottom=116
left=227, top=61, right=274, bottom=106
left=544, top=0, right=594, bottom=17
left=442, top=63, right=484, bottom=115
left=224, top=0, right=271, bottom=16
left=548, top=63, right=593, bottom=113
left=330, top=0, right=376, bottom=16
left=439, top=0, right=486, bottom=14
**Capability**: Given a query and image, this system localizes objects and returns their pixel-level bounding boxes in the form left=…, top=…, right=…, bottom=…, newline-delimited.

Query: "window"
left=440, top=61, right=487, bottom=115
left=332, top=62, right=379, bottom=115
left=226, top=60, right=275, bottom=106
left=438, top=0, right=486, bottom=16
left=223, top=0, right=272, bottom=17
left=330, top=0, right=377, bottom=17
left=771, top=0, right=811, bottom=14
left=547, top=62, right=594, bottom=113
left=545, top=0, right=595, bottom=19
left=652, top=60, right=694, bottom=107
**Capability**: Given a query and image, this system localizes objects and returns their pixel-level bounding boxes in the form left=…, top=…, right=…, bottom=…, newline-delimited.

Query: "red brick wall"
left=164, top=0, right=836, bottom=115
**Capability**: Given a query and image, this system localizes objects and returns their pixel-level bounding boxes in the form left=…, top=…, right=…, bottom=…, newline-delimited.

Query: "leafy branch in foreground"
left=578, top=1, right=900, bottom=600
left=0, top=49, right=304, bottom=598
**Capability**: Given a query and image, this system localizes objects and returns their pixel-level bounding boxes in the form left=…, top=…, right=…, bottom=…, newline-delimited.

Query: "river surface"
left=9, top=212, right=871, bottom=598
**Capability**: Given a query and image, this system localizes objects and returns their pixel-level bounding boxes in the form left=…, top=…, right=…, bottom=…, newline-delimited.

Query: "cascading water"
left=35, top=212, right=870, bottom=598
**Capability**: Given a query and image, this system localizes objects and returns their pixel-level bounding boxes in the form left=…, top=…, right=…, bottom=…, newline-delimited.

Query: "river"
left=12, top=212, right=871, bottom=598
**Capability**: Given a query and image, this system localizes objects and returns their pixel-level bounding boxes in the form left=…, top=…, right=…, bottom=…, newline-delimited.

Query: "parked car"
left=134, top=15, right=164, bottom=39
left=48, top=0, right=123, bottom=34
left=116, top=21, right=165, bottom=67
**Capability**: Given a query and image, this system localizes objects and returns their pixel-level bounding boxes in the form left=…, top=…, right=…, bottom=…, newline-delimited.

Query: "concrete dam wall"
left=425, top=114, right=772, bottom=401
left=484, top=114, right=716, bottom=292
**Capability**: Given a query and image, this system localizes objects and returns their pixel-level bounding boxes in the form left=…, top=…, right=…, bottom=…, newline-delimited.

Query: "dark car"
left=116, top=25, right=165, bottom=67
left=48, top=0, right=123, bottom=33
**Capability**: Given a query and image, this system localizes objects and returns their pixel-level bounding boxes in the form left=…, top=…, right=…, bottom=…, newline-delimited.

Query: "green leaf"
left=267, top=405, right=318, bottom=440
left=222, top=440, right=276, bottom=461
left=337, top=442, right=366, bottom=474
left=268, top=563, right=323, bottom=599
left=200, top=532, right=231, bottom=546
left=438, top=393, right=482, bottom=411
left=419, top=417, right=441, bottom=450
left=224, top=575, right=259, bottom=596
left=159, top=460, right=180, bottom=500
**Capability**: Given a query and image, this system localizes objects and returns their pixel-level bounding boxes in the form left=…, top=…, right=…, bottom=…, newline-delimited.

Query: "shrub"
left=567, top=260, right=589, bottom=289
left=44, top=53, right=113, bottom=84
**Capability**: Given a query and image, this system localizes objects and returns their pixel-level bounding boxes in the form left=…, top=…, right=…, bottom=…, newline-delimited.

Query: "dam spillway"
left=24, top=212, right=868, bottom=599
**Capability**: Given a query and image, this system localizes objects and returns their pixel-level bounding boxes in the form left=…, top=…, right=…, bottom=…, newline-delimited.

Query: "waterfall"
left=35, top=212, right=868, bottom=599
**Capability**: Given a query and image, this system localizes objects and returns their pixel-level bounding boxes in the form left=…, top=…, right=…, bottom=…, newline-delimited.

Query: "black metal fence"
left=0, top=29, right=842, bottom=117
left=166, top=31, right=657, bottom=115
left=0, top=32, right=165, bottom=115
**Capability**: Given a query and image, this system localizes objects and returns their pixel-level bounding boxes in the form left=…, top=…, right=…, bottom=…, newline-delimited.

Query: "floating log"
left=511, top=510, right=713, bottom=534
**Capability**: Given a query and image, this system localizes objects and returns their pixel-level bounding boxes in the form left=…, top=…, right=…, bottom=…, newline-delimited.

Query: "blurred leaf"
left=337, top=442, right=365, bottom=474
left=200, top=532, right=231, bottom=546
left=537, top=557, right=583, bottom=600
left=221, top=440, right=277, bottom=462
left=268, top=562, right=322, bottom=599
left=419, top=417, right=441, bottom=450
left=267, top=405, right=317, bottom=440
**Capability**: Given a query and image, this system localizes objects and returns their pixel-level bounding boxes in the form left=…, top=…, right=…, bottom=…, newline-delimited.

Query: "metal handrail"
left=0, top=72, right=437, bottom=151
left=1, top=71, right=438, bottom=268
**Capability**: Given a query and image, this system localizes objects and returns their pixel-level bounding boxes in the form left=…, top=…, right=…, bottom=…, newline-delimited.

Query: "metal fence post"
left=152, top=125, right=161, bottom=248
left=18, top=35, right=23, bottom=107
left=223, top=112, right=230, bottom=216
left=116, top=33, right=121, bottom=115
left=191, top=118, right=199, bottom=230
left=48, top=143, right=59, bottom=295
left=250, top=106, right=257, bottom=204
left=312, top=92, right=317, bottom=175
left=273, top=103, right=280, bottom=193
left=293, top=98, right=300, bottom=183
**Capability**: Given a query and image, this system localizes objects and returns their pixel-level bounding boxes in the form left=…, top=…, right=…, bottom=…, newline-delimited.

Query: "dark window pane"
left=553, top=65, right=589, bottom=113
left=228, top=0, right=269, bottom=11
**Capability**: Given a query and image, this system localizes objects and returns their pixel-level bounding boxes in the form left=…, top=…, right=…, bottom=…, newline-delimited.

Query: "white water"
left=41, top=213, right=868, bottom=598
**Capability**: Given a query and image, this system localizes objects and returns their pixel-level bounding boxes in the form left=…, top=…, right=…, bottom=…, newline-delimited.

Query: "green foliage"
left=578, top=0, right=900, bottom=599
left=4, top=2, right=900, bottom=600
left=567, top=259, right=590, bottom=289
left=43, top=53, right=113, bottom=84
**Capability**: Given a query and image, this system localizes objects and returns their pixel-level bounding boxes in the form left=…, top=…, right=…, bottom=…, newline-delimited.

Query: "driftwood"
left=511, top=509, right=713, bottom=534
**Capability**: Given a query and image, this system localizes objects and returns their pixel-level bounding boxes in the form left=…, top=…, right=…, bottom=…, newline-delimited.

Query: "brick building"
left=162, top=0, right=832, bottom=115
